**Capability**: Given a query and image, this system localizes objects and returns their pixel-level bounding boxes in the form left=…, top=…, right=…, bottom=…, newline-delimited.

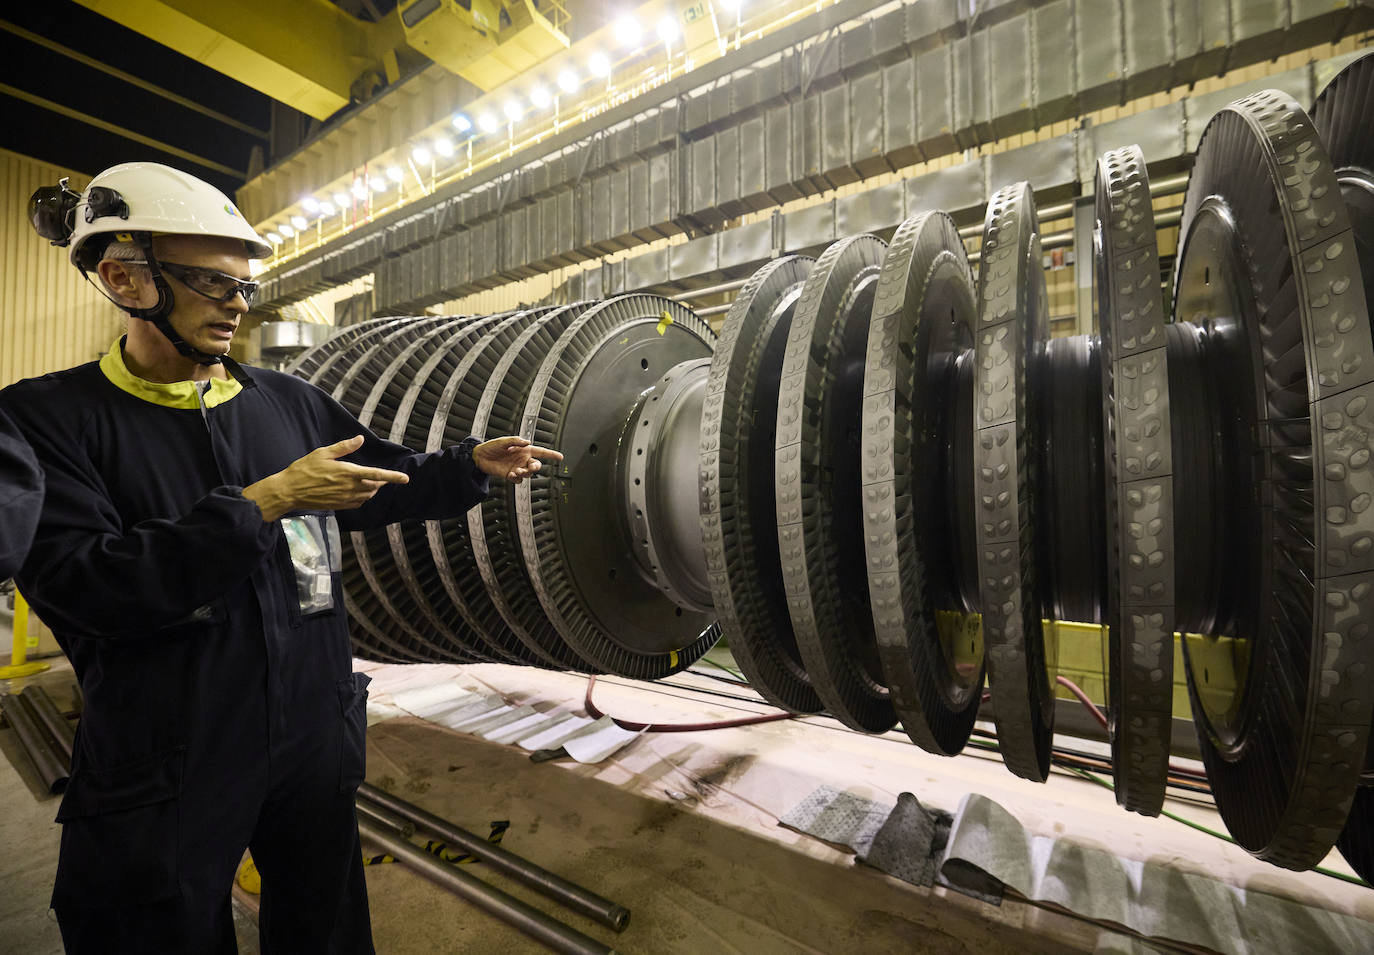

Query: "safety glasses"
left=131, top=260, right=260, bottom=306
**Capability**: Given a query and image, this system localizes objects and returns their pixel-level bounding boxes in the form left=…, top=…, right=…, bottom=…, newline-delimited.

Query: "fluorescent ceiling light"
left=290, top=215, right=308, bottom=230
left=300, top=196, right=320, bottom=214
left=557, top=69, right=579, bottom=94
left=657, top=15, right=680, bottom=43
left=452, top=113, right=472, bottom=132
left=386, top=166, right=404, bottom=182
left=433, top=137, right=454, bottom=157
left=319, top=200, right=336, bottom=216
left=478, top=112, right=499, bottom=133
left=588, top=52, right=611, bottom=78
left=503, top=100, right=523, bottom=122
left=279, top=223, right=295, bottom=238
left=530, top=85, right=551, bottom=109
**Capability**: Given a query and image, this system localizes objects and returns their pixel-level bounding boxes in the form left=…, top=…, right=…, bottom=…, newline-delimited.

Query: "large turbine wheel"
left=975, top=182, right=1056, bottom=782
left=1173, top=88, right=1374, bottom=870
left=861, top=211, right=983, bottom=755
left=517, top=295, right=722, bottom=678
left=777, top=235, right=897, bottom=733
left=1313, top=50, right=1374, bottom=885
left=701, top=255, right=823, bottom=712
left=1094, top=146, right=1177, bottom=816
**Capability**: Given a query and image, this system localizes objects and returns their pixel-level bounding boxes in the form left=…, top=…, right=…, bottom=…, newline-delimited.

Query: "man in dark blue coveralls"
left=0, top=161, right=562, bottom=954
left=0, top=408, right=42, bottom=580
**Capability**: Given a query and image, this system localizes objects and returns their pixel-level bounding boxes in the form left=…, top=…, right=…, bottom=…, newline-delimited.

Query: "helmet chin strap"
left=122, top=232, right=224, bottom=367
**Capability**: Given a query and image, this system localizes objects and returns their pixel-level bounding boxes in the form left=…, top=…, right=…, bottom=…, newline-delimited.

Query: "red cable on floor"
left=1055, top=675, right=1109, bottom=731
left=584, top=675, right=797, bottom=733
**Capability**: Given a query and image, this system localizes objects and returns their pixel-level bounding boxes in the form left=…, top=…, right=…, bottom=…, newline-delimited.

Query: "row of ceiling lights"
left=261, top=6, right=747, bottom=247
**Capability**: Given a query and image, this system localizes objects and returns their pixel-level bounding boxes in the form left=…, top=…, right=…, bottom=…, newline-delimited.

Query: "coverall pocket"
left=337, top=673, right=371, bottom=794
left=52, top=746, right=185, bottom=908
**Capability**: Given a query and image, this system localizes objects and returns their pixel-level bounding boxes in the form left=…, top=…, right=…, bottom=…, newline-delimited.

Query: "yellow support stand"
left=0, top=590, right=50, bottom=679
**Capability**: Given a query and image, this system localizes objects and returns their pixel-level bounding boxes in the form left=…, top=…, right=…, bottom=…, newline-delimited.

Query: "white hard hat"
left=68, top=162, right=270, bottom=266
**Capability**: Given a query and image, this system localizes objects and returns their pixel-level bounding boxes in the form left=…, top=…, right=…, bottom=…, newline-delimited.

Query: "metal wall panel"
left=835, top=182, right=905, bottom=236
left=555, top=190, right=575, bottom=262
left=628, top=160, right=651, bottom=235
left=649, top=151, right=675, bottom=226
left=757, top=57, right=787, bottom=105
left=1033, top=1, right=1076, bottom=125
left=609, top=168, right=630, bottom=241
left=882, top=58, right=920, bottom=168
left=987, top=135, right=1078, bottom=197
left=765, top=104, right=800, bottom=200
left=574, top=180, right=594, bottom=251
left=870, top=6, right=908, bottom=59
left=915, top=45, right=957, bottom=156
left=906, top=158, right=987, bottom=216
left=591, top=175, right=613, bottom=247
left=1292, top=0, right=1370, bottom=47
left=966, top=29, right=993, bottom=142
left=715, top=125, right=742, bottom=216
left=669, top=234, right=718, bottom=281
left=1173, top=0, right=1230, bottom=82
left=709, top=84, right=733, bottom=126
left=684, top=89, right=711, bottom=133
left=839, top=19, right=875, bottom=72
left=738, top=115, right=767, bottom=206
left=793, top=94, right=826, bottom=190
left=1122, top=0, right=1173, bottom=99
left=2, top=153, right=130, bottom=383
left=474, top=220, right=499, bottom=281
left=1087, top=100, right=1186, bottom=176
left=718, top=220, right=773, bottom=270
left=733, top=69, right=764, bottom=115
left=689, top=136, right=716, bottom=215
left=821, top=84, right=857, bottom=185
left=782, top=200, right=836, bottom=252
left=1230, top=0, right=1288, bottom=63
left=626, top=247, right=670, bottom=291
left=1076, top=0, right=1124, bottom=111
left=502, top=209, right=527, bottom=274
left=989, top=14, right=1033, bottom=138
left=907, top=0, right=962, bottom=52
left=850, top=69, right=889, bottom=178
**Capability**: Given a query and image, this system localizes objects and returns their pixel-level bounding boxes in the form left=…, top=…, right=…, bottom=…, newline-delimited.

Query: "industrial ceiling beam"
left=70, top=0, right=393, bottom=121
left=0, top=18, right=270, bottom=140
left=0, top=82, right=247, bottom=178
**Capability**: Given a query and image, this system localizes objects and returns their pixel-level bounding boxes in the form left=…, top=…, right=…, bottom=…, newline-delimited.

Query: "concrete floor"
left=4, top=614, right=1370, bottom=953
left=0, top=646, right=1100, bottom=954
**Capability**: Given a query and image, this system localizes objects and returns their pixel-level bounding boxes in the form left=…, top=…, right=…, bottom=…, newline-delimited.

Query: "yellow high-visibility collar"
left=99, top=338, right=242, bottom=410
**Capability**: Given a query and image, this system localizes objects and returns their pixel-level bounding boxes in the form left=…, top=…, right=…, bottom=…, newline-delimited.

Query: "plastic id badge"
left=281, top=514, right=342, bottom=616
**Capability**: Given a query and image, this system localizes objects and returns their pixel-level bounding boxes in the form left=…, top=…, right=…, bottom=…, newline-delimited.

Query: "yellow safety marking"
left=669, top=649, right=679, bottom=668
left=236, top=855, right=261, bottom=894
left=656, top=311, right=674, bottom=336
left=0, top=590, right=49, bottom=679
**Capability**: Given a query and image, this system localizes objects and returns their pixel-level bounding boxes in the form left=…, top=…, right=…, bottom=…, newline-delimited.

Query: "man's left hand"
left=472, top=436, right=564, bottom=484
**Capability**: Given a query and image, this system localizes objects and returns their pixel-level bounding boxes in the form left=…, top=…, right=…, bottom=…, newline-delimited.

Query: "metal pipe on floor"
left=356, top=816, right=617, bottom=955
left=20, top=685, right=74, bottom=764
left=356, top=797, right=416, bottom=838
left=358, top=781, right=631, bottom=933
left=0, top=693, right=68, bottom=794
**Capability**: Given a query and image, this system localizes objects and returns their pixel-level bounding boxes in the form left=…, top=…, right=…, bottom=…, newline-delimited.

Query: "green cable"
left=697, top=656, right=746, bottom=682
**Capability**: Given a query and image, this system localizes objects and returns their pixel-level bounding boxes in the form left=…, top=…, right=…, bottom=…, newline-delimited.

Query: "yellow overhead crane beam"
left=73, top=0, right=569, bottom=123
left=72, top=0, right=401, bottom=121
left=397, top=0, right=568, bottom=91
